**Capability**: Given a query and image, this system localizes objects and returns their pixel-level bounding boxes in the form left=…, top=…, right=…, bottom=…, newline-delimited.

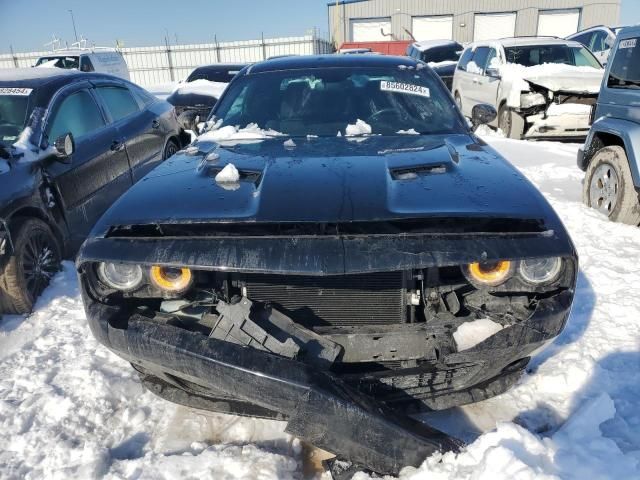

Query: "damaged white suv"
left=452, top=37, right=604, bottom=139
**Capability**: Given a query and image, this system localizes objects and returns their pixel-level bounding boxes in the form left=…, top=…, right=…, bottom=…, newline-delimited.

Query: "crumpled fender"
left=582, top=116, right=640, bottom=187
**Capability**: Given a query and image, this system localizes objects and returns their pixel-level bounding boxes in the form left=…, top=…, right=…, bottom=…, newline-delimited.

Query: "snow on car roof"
left=0, top=67, right=77, bottom=82
left=496, top=37, right=584, bottom=48
left=412, top=39, right=461, bottom=51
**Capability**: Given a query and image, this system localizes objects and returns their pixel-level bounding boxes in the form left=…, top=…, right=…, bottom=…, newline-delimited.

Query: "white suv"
left=452, top=37, right=604, bottom=139
left=567, top=26, right=626, bottom=65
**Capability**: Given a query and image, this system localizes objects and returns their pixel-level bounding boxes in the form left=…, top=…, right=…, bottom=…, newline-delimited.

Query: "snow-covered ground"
left=1, top=133, right=639, bottom=479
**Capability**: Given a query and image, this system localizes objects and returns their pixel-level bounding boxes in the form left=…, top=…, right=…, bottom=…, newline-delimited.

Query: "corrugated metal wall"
left=328, top=0, right=621, bottom=44
left=0, top=34, right=333, bottom=87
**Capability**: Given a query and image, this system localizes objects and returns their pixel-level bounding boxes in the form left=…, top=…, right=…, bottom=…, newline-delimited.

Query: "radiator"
left=244, top=271, right=406, bottom=328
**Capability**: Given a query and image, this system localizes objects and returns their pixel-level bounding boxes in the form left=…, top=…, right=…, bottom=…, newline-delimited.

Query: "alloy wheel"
left=589, top=162, right=620, bottom=216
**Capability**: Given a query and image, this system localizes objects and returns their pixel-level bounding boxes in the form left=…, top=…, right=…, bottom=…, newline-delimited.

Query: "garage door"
left=474, top=13, right=516, bottom=41
left=538, top=10, right=580, bottom=38
left=412, top=16, right=453, bottom=41
left=351, top=18, right=392, bottom=42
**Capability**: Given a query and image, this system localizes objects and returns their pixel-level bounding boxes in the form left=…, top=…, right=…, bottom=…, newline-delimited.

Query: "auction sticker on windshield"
left=380, top=81, right=430, bottom=98
left=0, top=87, right=32, bottom=96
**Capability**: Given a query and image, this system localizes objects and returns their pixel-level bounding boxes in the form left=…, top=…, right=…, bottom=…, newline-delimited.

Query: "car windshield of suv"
left=211, top=66, right=465, bottom=137
left=421, top=45, right=460, bottom=64
left=504, top=45, right=601, bottom=68
left=188, top=67, right=244, bottom=83
left=35, top=56, right=80, bottom=69
left=0, top=91, right=32, bottom=145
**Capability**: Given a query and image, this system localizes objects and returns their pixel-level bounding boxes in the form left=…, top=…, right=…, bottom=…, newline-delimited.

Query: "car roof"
left=246, top=54, right=416, bottom=74
left=193, top=63, right=248, bottom=72
left=37, top=48, right=120, bottom=56
left=412, top=40, right=461, bottom=51
left=469, top=37, right=583, bottom=48
left=616, top=25, right=640, bottom=38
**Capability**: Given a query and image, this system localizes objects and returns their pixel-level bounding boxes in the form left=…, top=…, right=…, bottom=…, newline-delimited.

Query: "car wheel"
left=583, top=146, right=640, bottom=225
left=163, top=138, right=180, bottom=160
left=498, top=104, right=525, bottom=139
left=0, top=218, right=61, bottom=314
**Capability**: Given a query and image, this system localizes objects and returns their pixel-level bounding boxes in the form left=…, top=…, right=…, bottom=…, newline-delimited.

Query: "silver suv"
left=452, top=37, right=603, bottom=139
left=579, top=26, right=640, bottom=225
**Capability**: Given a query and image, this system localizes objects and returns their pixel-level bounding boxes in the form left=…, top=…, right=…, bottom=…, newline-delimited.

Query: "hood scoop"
left=390, top=163, right=447, bottom=180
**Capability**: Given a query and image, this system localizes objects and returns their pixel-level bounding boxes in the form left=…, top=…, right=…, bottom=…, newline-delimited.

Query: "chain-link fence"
left=0, top=33, right=334, bottom=87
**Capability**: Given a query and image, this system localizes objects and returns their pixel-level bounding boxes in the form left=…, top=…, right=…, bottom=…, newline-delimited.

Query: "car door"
left=473, top=47, right=501, bottom=110
left=93, top=82, right=165, bottom=182
left=464, top=46, right=492, bottom=109
left=453, top=47, right=475, bottom=116
left=44, top=85, right=133, bottom=246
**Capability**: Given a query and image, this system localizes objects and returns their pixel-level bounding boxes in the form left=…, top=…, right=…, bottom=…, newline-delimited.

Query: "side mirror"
left=53, top=133, right=74, bottom=162
left=471, top=104, right=497, bottom=130
left=485, top=67, right=501, bottom=78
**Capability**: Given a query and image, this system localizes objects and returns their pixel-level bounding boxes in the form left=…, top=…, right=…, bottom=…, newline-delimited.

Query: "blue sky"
left=1, top=0, right=639, bottom=54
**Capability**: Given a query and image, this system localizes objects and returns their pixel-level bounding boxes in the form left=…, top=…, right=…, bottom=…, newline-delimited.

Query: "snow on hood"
left=35, top=59, right=61, bottom=69
left=173, top=79, right=228, bottom=99
left=428, top=60, right=458, bottom=69
left=345, top=119, right=372, bottom=136
left=198, top=123, right=285, bottom=146
left=499, top=63, right=604, bottom=108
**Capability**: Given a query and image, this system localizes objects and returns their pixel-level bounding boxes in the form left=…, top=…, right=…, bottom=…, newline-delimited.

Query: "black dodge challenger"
left=78, top=55, right=577, bottom=476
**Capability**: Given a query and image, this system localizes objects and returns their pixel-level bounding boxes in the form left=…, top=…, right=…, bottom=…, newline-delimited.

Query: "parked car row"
left=0, top=68, right=187, bottom=313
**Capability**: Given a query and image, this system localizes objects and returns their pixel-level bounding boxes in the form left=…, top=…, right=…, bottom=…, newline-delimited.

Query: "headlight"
left=150, top=265, right=193, bottom=293
left=466, top=260, right=514, bottom=287
left=97, top=262, right=143, bottom=291
left=519, top=257, right=563, bottom=285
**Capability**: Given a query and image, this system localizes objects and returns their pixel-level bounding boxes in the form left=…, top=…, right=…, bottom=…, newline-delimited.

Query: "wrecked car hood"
left=92, top=135, right=559, bottom=231
left=521, top=66, right=604, bottom=94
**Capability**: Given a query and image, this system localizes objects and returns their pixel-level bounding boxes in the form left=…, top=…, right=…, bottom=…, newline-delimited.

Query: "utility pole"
left=68, top=10, right=79, bottom=43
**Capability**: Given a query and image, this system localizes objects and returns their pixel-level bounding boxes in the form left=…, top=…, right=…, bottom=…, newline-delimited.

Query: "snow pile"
left=453, top=318, right=504, bottom=351
left=198, top=123, right=284, bottom=145
left=498, top=63, right=604, bottom=108
left=215, top=163, right=240, bottom=184
left=0, top=263, right=300, bottom=478
left=345, top=119, right=372, bottom=136
left=172, top=79, right=228, bottom=100
left=546, top=103, right=593, bottom=117
left=397, top=129, right=419, bottom=135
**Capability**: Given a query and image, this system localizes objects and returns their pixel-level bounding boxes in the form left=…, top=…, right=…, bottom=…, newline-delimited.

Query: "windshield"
left=0, top=91, right=32, bottom=145
left=421, top=45, right=461, bottom=64
left=188, top=67, right=244, bottom=83
left=505, top=45, right=601, bottom=69
left=211, top=66, right=465, bottom=137
left=35, top=56, right=80, bottom=69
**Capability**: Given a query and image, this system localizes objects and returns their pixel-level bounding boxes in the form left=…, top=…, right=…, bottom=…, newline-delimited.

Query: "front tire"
left=163, top=138, right=180, bottom=160
left=498, top=104, right=525, bottom=139
left=583, top=146, right=640, bottom=225
left=0, top=218, right=61, bottom=314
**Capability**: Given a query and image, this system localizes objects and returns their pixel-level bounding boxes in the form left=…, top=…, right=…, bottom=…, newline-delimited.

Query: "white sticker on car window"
left=620, top=39, right=637, bottom=49
left=380, top=81, right=430, bottom=98
left=0, top=87, right=33, bottom=96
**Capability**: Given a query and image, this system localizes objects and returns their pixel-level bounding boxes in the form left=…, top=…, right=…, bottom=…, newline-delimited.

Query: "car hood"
left=92, top=134, right=563, bottom=235
left=521, top=67, right=604, bottom=94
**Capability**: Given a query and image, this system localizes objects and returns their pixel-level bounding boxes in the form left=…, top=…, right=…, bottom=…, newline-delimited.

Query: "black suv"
left=0, top=68, right=186, bottom=313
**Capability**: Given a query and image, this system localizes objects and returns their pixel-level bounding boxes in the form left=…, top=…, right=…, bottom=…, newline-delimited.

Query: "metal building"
left=328, top=0, right=621, bottom=45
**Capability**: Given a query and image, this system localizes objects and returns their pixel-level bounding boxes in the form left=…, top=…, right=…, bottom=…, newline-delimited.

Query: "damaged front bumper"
left=518, top=90, right=597, bottom=140
left=81, top=284, right=571, bottom=475
left=77, top=223, right=577, bottom=476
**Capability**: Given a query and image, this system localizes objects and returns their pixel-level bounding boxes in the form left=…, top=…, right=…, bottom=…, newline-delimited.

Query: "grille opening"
left=241, top=271, right=409, bottom=329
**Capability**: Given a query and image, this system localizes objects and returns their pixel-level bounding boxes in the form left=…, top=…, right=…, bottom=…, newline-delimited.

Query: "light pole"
left=68, top=9, right=79, bottom=43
